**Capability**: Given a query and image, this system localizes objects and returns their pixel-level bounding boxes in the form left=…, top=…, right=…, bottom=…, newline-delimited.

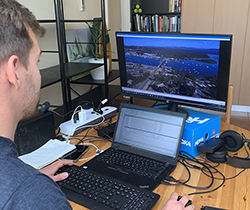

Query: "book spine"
left=155, top=14, right=159, bottom=32
left=143, top=17, right=146, bottom=31
left=146, top=16, right=150, bottom=32
left=165, top=16, right=168, bottom=32
left=178, top=0, right=182, bottom=12
left=172, top=16, right=177, bottom=32
left=169, top=17, right=172, bottom=32
left=149, top=15, right=152, bottom=32
left=152, top=15, right=155, bottom=32
left=172, top=0, right=175, bottom=12
left=141, top=15, right=144, bottom=31
left=136, top=13, right=141, bottom=32
left=133, top=15, right=138, bottom=31
left=159, top=16, right=162, bottom=32
left=175, top=0, right=178, bottom=12
left=162, top=16, right=165, bottom=32
left=177, top=16, right=181, bottom=32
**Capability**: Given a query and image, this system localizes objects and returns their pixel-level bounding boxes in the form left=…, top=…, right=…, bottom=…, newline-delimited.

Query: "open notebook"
left=19, top=140, right=76, bottom=169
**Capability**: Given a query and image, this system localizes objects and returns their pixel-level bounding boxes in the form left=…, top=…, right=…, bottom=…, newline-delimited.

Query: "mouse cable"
left=169, top=154, right=214, bottom=190
left=187, top=163, right=226, bottom=196
left=161, top=159, right=191, bottom=186
left=201, top=165, right=246, bottom=181
left=162, top=153, right=214, bottom=190
left=178, top=152, right=226, bottom=195
left=191, top=150, right=247, bottom=181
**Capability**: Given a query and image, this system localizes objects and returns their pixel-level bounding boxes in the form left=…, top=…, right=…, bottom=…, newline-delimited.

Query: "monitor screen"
left=116, top=32, right=232, bottom=112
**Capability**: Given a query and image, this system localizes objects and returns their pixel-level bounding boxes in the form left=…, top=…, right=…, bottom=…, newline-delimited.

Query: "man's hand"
left=162, top=192, right=195, bottom=210
left=39, top=159, right=74, bottom=182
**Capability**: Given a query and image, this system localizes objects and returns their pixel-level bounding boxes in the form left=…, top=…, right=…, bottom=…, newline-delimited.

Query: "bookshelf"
left=39, top=0, right=120, bottom=121
left=130, top=0, right=182, bottom=32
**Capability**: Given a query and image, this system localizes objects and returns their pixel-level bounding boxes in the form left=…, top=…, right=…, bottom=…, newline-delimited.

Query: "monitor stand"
left=154, top=101, right=189, bottom=120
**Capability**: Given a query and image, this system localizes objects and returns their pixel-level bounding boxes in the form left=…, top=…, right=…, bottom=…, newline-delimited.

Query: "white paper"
left=19, top=139, right=76, bottom=169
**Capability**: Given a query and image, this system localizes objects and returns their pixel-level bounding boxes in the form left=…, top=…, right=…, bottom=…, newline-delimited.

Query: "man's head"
left=0, top=0, right=46, bottom=121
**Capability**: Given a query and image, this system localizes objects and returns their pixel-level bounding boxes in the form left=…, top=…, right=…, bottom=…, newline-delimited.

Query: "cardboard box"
left=180, top=108, right=221, bottom=157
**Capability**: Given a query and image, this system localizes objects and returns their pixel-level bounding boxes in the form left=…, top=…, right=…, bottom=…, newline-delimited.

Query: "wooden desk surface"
left=68, top=118, right=250, bottom=210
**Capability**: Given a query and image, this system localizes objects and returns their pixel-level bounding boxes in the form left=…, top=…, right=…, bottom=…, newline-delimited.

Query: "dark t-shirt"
left=0, top=136, right=72, bottom=210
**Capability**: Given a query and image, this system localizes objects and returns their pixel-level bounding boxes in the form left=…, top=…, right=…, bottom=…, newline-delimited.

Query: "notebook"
left=82, top=103, right=187, bottom=191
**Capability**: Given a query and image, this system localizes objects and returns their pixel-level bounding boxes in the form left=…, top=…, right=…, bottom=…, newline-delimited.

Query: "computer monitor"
left=116, top=32, right=232, bottom=113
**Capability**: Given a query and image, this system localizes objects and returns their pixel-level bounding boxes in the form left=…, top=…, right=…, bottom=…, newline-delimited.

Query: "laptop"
left=82, top=103, right=187, bottom=191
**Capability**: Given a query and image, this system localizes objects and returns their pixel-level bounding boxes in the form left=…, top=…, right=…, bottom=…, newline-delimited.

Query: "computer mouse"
left=177, top=195, right=193, bottom=207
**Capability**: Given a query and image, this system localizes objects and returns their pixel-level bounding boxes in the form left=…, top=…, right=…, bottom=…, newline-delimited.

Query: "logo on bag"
left=186, top=117, right=210, bottom=124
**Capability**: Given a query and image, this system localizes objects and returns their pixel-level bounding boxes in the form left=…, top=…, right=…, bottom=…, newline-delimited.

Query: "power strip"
left=59, top=106, right=117, bottom=136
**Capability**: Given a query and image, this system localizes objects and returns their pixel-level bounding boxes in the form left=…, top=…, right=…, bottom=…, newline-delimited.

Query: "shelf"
left=134, top=12, right=181, bottom=16
left=39, top=0, right=115, bottom=114
left=40, top=65, right=61, bottom=88
left=38, top=20, right=56, bottom=23
left=70, top=69, right=120, bottom=85
left=40, top=63, right=103, bottom=88
left=61, top=19, right=102, bottom=23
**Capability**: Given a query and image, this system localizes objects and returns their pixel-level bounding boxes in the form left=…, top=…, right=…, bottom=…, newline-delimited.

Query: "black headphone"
left=206, top=130, right=250, bottom=168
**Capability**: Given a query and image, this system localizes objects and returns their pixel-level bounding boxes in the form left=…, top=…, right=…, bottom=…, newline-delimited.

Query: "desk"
left=68, top=119, right=250, bottom=210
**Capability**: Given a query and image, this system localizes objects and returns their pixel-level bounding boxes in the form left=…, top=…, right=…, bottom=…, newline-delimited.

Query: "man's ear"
left=6, top=55, right=21, bottom=89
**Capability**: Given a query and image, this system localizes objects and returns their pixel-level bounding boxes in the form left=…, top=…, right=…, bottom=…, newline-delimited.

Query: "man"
left=0, top=0, right=194, bottom=209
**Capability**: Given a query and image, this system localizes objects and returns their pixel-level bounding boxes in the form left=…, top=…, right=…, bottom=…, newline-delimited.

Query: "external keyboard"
left=56, top=165, right=160, bottom=210
left=96, top=149, right=167, bottom=179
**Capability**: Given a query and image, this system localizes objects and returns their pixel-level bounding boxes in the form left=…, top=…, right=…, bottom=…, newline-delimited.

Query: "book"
left=174, top=0, right=178, bottom=12
left=19, top=139, right=76, bottom=169
left=155, top=14, right=159, bottom=32
left=136, top=13, right=141, bottom=31
left=178, top=0, right=182, bottom=12
left=178, top=16, right=181, bottom=32
left=171, top=0, right=175, bottom=13
left=172, top=16, right=178, bottom=32
left=169, top=17, right=172, bottom=32
left=169, top=0, right=172, bottom=12
left=152, top=15, right=155, bottom=32
left=149, top=15, right=152, bottom=32
left=133, top=16, right=138, bottom=31
left=159, top=16, right=162, bottom=32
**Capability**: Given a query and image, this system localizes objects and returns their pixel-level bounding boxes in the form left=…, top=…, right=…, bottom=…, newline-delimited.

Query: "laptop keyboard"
left=96, top=149, right=167, bottom=179
left=56, top=165, right=160, bottom=210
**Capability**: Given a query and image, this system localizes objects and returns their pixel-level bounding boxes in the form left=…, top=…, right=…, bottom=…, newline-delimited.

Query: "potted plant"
left=86, top=21, right=111, bottom=80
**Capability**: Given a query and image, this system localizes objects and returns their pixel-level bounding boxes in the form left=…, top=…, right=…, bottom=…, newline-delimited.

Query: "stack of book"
left=133, top=0, right=182, bottom=32
left=133, top=14, right=181, bottom=33
left=169, top=0, right=182, bottom=13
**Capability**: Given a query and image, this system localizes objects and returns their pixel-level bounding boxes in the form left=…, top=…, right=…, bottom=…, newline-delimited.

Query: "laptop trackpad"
left=101, top=167, right=127, bottom=179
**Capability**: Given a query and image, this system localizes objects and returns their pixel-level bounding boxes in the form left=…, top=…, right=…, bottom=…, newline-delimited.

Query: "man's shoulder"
left=2, top=171, right=72, bottom=209
left=0, top=154, right=71, bottom=209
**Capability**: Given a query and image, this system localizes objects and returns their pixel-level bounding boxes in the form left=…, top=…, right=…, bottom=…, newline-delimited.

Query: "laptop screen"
left=113, top=104, right=186, bottom=159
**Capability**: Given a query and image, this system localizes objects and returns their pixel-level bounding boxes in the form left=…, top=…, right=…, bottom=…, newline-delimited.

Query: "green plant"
left=86, top=21, right=110, bottom=60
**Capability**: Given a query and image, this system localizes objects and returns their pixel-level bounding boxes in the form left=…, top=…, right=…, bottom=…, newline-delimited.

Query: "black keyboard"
left=96, top=149, right=167, bottom=179
left=57, top=165, right=160, bottom=210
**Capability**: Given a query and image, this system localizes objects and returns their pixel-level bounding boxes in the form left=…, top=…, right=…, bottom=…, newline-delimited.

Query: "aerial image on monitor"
left=124, top=35, right=220, bottom=99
